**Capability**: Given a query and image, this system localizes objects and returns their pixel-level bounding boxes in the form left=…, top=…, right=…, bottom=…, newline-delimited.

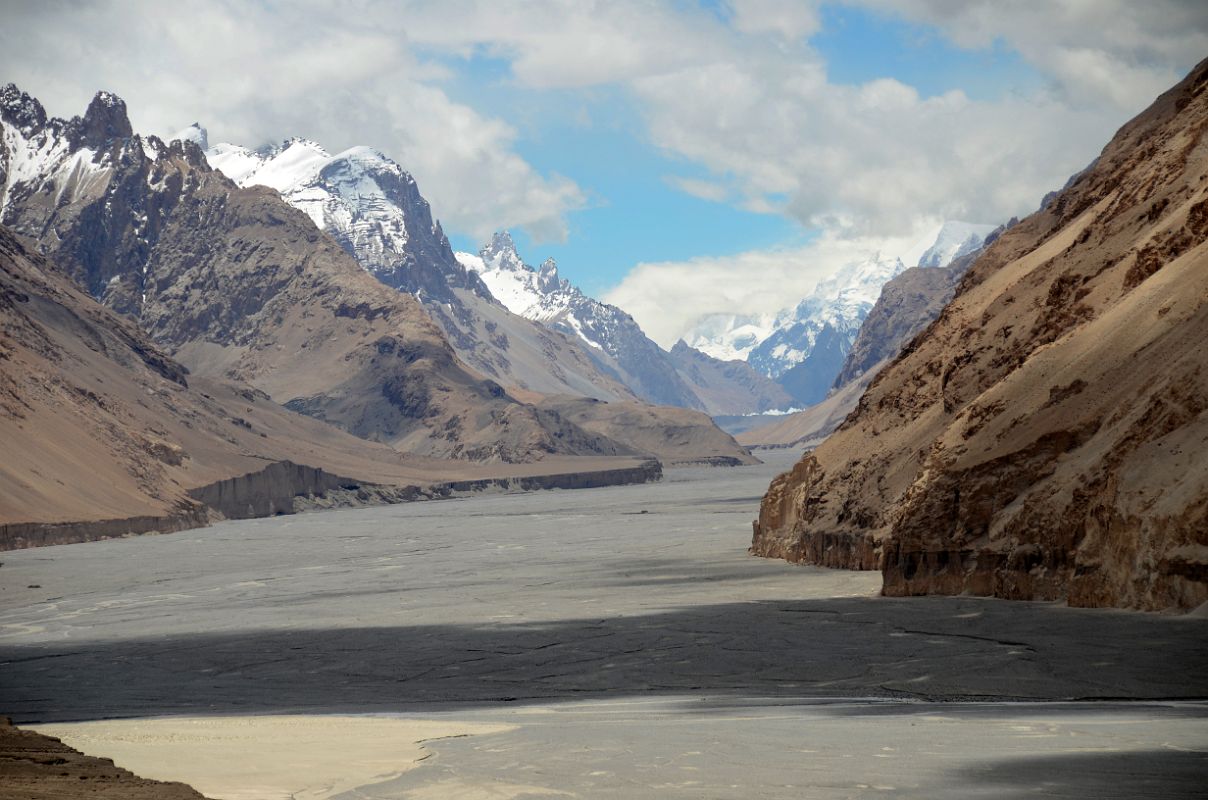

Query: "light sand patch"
left=401, top=777, right=571, bottom=799
left=32, top=715, right=515, bottom=800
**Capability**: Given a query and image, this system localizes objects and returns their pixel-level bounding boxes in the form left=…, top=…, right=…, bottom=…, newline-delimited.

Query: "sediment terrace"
left=0, top=456, right=662, bottom=550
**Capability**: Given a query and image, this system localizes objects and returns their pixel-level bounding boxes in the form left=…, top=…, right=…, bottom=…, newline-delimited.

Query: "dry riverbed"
left=2, top=451, right=1206, bottom=798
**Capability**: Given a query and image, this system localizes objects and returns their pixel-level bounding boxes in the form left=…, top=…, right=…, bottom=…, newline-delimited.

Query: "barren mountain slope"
left=0, top=226, right=656, bottom=539
left=752, top=59, right=1208, bottom=610
left=539, top=396, right=760, bottom=467
left=432, top=285, right=639, bottom=403
left=667, top=340, right=793, bottom=415
left=0, top=86, right=627, bottom=462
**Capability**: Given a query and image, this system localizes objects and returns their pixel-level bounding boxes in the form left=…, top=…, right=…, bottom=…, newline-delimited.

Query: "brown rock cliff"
left=752, top=59, right=1208, bottom=611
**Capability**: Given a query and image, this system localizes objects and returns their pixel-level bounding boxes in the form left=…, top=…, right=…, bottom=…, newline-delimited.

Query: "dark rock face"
left=185, top=460, right=359, bottom=519
left=0, top=506, right=210, bottom=551
left=776, top=323, right=853, bottom=406
left=0, top=83, right=48, bottom=130
left=751, top=58, right=1208, bottom=611
left=73, top=90, right=134, bottom=149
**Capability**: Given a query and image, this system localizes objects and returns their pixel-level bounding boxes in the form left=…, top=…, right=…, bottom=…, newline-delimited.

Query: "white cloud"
left=632, top=57, right=1117, bottom=239
left=869, top=0, right=1208, bottom=111
left=663, top=176, right=730, bottom=203
left=386, top=0, right=736, bottom=88
left=727, top=0, right=823, bottom=41
left=600, top=1, right=1207, bottom=340
left=3, top=0, right=1205, bottom=330
left=0, top=0, right=585, bottom=243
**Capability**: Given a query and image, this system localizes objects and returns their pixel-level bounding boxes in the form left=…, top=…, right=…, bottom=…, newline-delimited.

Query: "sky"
left=2, top=0, right=1206, bottom=345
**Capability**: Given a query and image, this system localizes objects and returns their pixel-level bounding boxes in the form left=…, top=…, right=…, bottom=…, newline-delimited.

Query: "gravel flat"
left=2, top=450, right=1206, bottom=798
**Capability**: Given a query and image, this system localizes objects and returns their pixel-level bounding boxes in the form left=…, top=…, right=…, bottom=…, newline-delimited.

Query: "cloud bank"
left=3, top=0, right=1205, bottom=341
left=0, top=0, right=586, bottom=243
left=605, top=230, right=927, bottom=346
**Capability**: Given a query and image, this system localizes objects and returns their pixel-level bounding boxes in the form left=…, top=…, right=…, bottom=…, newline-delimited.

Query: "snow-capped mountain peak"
left=225, top=138, right=331, bottom=191
left=1, top=85, right=127, bottom=219
left=917, top=220, right=996, bottom=267
left=170, top=122, right=208, bottom=151
left=1, top=83, right=49, bottom=131
left=459, top=233, right=709, bottom=409
left=479, top=230, right=528, bottom=273
left=685, top=312, right=778, bottom=362
left=458, top=232, right=559, bottom=319
left=682, top=220, right=994, bottom=399
left=199, top=132, right=488, bottom=302
left=900, top=220, right=997, bottom=269
left=743, top=251, right=906, bottom=382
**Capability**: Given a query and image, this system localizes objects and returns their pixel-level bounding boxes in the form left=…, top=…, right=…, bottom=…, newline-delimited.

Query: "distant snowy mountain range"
left=180, top=122, right=993, bottom=416
left=189, top=126, right=788, bottom=414
left=459, top=232, right=792, bottom=413
left=684, top=220, right=995, bottom=404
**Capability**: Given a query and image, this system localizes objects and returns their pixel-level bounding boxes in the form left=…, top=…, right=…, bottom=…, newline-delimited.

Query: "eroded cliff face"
left=752, top=59, right=1208, bottom=611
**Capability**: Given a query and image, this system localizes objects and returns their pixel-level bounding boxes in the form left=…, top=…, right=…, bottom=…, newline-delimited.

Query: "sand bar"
left=32, top=715, right=514, bottom=800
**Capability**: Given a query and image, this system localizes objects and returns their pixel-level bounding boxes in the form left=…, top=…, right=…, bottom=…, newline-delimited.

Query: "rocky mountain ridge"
left=2, top=85, right=756, bottom=470
left=0, top=85, right=646, bottom=462
left=0, top=222, right=670, bottom=548
left=461, top=231, right=792, bottom=414
left=198, top=130, right=638, bottom=403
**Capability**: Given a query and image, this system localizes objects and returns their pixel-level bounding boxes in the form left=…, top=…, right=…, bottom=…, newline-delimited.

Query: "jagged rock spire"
left=77, top=90, right=133, bottom=148
left=536, top=257, right=561, bottom=293
left=0, top=83, right=48, bottom=130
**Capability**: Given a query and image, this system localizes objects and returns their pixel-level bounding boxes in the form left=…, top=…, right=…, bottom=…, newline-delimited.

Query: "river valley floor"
left=1, top=450, right=1206, bottom=798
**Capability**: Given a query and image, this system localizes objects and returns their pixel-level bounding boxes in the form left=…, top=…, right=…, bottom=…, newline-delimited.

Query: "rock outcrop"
left=751, top=59, right=1208, bottom=611
left=0, top=717, right=207, bottom=800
